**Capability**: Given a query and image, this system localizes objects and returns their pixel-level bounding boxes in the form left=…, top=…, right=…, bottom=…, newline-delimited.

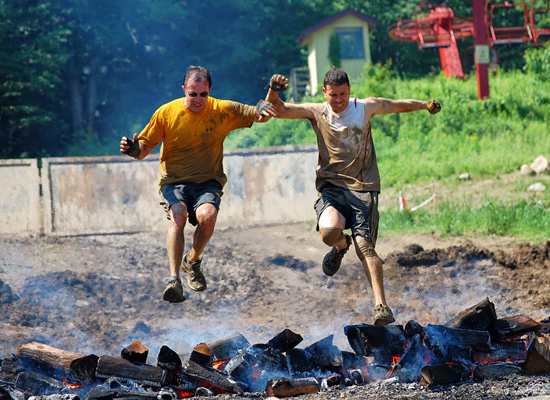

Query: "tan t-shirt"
left=314, top=98, right=380, bottom=192
left=138, top=97, right=256, bottom=189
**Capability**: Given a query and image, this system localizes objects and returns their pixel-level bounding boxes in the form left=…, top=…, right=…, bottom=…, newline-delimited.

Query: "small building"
left=298, top=8, right=378, bottom=95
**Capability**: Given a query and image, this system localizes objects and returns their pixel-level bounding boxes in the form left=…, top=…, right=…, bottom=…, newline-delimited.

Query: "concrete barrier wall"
left=0, top=146, right=318, bottom=236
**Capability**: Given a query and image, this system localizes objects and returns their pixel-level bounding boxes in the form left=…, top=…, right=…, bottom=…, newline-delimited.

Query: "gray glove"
left=256, top=99, right=275, bottom=117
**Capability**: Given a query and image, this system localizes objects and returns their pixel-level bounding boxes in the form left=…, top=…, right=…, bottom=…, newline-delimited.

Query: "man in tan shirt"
left=265, top=67, right=441, bottom=326
left=120, top=65, right=274, bottom=303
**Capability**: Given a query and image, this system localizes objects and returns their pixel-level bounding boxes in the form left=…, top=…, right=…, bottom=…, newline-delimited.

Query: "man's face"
left=322, top=83, right=351, bottom=114
left=182, top=79, right=210, bottom=113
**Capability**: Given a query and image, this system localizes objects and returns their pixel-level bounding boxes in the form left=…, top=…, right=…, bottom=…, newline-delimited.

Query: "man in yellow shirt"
left=120, top=65, right=274, bottom=303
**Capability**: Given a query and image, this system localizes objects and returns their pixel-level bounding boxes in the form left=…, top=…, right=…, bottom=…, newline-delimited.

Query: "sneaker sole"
left=187, top=278, right=206, bottom=292
left=163, top=289, right=185, bottom=303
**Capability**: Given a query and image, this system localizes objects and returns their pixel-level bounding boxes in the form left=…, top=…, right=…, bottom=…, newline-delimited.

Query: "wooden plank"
left=16, top=342, right=85, bottom=373
left=445, top=298, right=497, bottom=331
left=492, top=315, right=541, bottom=340
left=267, top=329, right=303, bottom=353
left=208, top=333, right=250, bottom=362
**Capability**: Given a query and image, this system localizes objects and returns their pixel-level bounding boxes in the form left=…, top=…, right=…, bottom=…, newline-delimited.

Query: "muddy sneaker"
left=322, top=234, right=352, bottom=276
left=182, top=254, right=207, bottom=292
left=162, top=278, right=185, bottom=303
left=374, top=304, right=395, bottom=327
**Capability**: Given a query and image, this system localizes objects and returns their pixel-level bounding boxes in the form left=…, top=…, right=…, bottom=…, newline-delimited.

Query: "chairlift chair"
left=486, top=0, right=533, bottom=45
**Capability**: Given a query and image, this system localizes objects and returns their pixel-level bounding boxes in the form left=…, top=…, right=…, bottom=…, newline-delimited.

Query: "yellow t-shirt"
left=138, top=97, right=256, bottom=189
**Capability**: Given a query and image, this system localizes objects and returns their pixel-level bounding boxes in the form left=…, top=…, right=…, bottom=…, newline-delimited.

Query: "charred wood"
left=320, top=374, right=341, bottom=389
left=472, top=341, right=527, bottom=364
left=184, top=359, right=243, bottom=394
left=425, top=324, right=491, bottom=353
left=473, top=362, right=522, bottom=380
left=389, top=334, right=430, bottom=383
left=208, top=334, right=250, bottom=362
left=286, top=348, right=316, bottom=377
left=67, top=354, right=98, bottom=386
left=0, top=356, right=21, bottom=386
left=0, top=387, right=11, bottom=400
left=524, top=332, right=550, bottom=374
left=492, top=315, right=541, bottom=340
left=420, top=363, right=471, bottom=386
left=156, top=346, right=181, bottom=372
left=95, top=356, right=166, bottom=387
left=120, top=342, right=148, bottom=365
left=445, top=298, right=497, bottom=331
left=87, top=389, right=158, bottom=400
left=188, top=343, right=211, bottom=367
left=344, top=325, right=406, bottom=358
left=404, top=320, right=424, bottom=338
left=15, top=371, right=67, bottom=396
left=267, top=329, right=303, bottom=353
left=341, top=351, right=368, bottom=371
left=305, top=335, right=342, bottom=372
left=265, top=377, right=319, bottom=397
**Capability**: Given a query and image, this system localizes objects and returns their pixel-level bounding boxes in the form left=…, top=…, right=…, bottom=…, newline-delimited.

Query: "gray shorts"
left=160, top=180, right=223, bottom=226
left=314, top=183, right=379, bottom=245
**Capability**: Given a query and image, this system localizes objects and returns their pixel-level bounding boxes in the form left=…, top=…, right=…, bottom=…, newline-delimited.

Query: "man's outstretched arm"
left=366, top=97, right=441, bottom=116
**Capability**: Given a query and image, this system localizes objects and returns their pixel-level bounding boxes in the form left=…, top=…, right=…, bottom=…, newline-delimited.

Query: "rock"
left=459, top=173, right=470, bottom=180
left=528, top=182, right=546, bottom=192
left=530, top=155, right=550, bottom=175
left=521, top=164, right=535, bottom=176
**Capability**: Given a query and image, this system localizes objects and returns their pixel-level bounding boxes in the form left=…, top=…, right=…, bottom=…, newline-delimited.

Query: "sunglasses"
left=187, top=91, right=209, bottom=98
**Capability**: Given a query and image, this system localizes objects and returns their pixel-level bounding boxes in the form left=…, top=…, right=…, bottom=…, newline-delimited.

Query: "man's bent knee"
left=320, top=227, right=344, bottom=247
left=170, top=203, right=188, bottom=227
left=354, top=235, right=378, bottom=261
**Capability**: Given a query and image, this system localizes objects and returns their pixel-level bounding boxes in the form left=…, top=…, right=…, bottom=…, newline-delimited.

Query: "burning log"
left=404, top=320, right=424, bottom=338
left=389, top=334, right=430, bottom=383
left=524, top=332, right=550, bottom=374
left=341, top=350, right=368, bottom=371
left=420, top=363, right=471, bottom=386
left=344, top=324, right=406, bottom=358
left=15, top=371, right=67, bottom=396
left=208, top=333, right=250, bottom=362
left=95, top=356, right=166, bottom=387
left=267, top=329, right=303, bottom=353
left=120, top=341, right=148, bottom=364
left=305, top=335, right=342, bottom=373
left=67, top=354, right=99, bottom=386
left=184, top=359, right=243, bottom=394
left=445, top=297, right=497, bottom=331
left=492, top=315, right=541, bottom=340
left=265, top=377, right=319, bottom=397
left=473, top=362, right=522, bottom=380
left=472, top=341, right=527, bottom=364
left=188, top=343, right=211, bottom=366
left=16, top=342, right=85, bottom=376
left=424, top=324, right=491, bottom=354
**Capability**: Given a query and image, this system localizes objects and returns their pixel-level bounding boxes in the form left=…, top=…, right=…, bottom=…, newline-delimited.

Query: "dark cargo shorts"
left=314, top=183, right=379, bottom=245
left=160, top=180, right=223, bottom=226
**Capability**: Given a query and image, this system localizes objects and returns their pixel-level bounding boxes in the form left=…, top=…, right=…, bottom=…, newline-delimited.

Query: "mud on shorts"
left=314, top=183, right=379, bottom=245
left=160, top=180, right=223, bottom=226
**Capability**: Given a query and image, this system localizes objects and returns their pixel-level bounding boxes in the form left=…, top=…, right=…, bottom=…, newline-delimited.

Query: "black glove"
left=123, top=137, right=141, bottom=159
left=264, top=76, right=288, bottom=92
left=256, top=99, right=275, bottom=117
left=427, top=100, right=441, bottom=115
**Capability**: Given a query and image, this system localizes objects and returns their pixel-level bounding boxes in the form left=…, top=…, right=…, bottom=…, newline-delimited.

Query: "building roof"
left=299, top=8, right=379, bottom=46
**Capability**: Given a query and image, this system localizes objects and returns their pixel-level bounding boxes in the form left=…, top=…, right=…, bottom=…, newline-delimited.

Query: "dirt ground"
left=1, top=222, right=549, bottom=363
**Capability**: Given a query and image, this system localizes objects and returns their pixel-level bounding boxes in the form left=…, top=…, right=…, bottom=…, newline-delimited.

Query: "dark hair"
left=323, top=67, right=350, bottom=87
left=183, top=65, right=212, bottom=88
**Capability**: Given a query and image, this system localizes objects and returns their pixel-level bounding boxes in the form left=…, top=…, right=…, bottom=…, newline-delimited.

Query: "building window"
left=336, top=27, right=365, bottom=59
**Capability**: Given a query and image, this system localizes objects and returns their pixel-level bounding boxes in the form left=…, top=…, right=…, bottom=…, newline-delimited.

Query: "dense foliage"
left=1, top=0, right=546, bottom=159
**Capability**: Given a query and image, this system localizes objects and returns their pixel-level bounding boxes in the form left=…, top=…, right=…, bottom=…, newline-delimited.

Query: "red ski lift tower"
left=388, top=1, right=474, bottom=78
left=389, top=0, right=550, bottom=99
